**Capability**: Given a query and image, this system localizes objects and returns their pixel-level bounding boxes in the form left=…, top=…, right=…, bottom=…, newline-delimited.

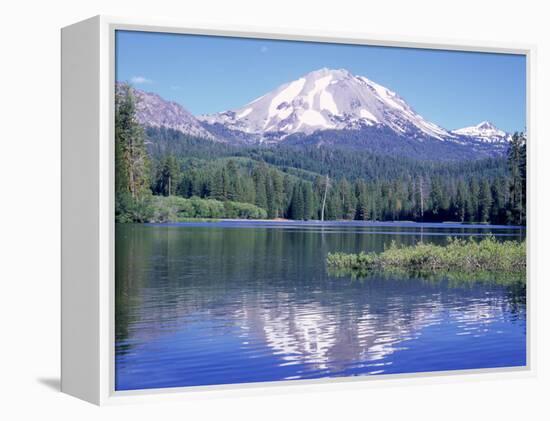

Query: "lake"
left=115, top=221, right=526, bottom=391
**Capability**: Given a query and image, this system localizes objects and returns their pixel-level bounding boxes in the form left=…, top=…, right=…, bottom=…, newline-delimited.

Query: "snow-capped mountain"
left=199, top=68, right=453, bottom=142
left=131, top=88, right=217, bottom=141
left=452, top=121, right=511, bottom=144
left=122, top=69, right=515, bottom=160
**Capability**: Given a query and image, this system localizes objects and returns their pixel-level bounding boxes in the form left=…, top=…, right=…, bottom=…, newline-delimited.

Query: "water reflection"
left=115, top=223, right=526, bottom=390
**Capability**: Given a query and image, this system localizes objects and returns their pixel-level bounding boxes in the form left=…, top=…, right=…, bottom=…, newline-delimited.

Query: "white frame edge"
left=60, top=15, right=537, bottom=406
left=61, top=16, right=101, bottom=404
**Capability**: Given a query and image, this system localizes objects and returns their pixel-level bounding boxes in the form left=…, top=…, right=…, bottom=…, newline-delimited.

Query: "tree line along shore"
left=115, top=84, right=527, bottom=225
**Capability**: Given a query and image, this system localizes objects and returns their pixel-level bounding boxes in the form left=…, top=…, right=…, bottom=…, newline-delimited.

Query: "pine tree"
left=405, top=178, right=416, bottom=218
left=326, top=188, right=343, bottom=220
left=490, top=177, right=507, bottom=224
left=302, top=182, right=314, bottom=220
left=266, top=176, right=277, bottom=219
left=222, top=166, right=231, bottom=200
left=226, top=160, right=240, bottom=201
left=429, top=177, right=444, bottom=217
left=154, top=154, right=180, bottom=196
left=468, top=178, right=480, bottom=222
left=355, top=179, right=369, bottom=220
left=252, top=164, right=268, bottom=210
left=390, top=179, right=405, bottom=220
left=271, top=170, right=284, bottom=218
left=115, top=84, right=151, bottom=222
left=479, top=179, right=492, bottom=223
left=508, top=132, right=527, bottom=224
left=369, top=183, right=380, bottom=221
left=454, top=180, right=468, bottom=222
left=240, top=175, right=256, bottom=206
left=338, top=178, right=355, bottom=220
left=210, top=167, right=228, bottom=200
left=289, top=184, right=304, bottom=220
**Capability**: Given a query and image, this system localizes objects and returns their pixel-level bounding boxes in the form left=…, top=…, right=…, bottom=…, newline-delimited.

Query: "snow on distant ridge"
left=452, top=121, right=510, bottom=143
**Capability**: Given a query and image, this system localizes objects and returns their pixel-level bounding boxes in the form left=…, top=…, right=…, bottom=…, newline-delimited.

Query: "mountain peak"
left=306, top=67, right=352, bottom=78
left=452, top=121, right=509, bottom=144
left=476, top=121, right=496, bottom=130
left=129, top=86, right=217, bottom=141
left=199, top=68, right=450, bottom=140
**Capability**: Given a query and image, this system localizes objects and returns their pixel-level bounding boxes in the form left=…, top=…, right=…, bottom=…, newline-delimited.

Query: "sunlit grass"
left=326, top=236, right=526, bottom=283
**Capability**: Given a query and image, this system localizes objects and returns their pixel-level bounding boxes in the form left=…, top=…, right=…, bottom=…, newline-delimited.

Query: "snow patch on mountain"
left=237, top=107, right=253, bottom=119
left=359, top=109, right=378, bottom=123
left=300, top=109, right=333, bottom=129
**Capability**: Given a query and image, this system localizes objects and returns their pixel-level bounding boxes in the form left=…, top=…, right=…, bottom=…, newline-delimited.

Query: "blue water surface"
left=115, top=222, right=526, bottom=390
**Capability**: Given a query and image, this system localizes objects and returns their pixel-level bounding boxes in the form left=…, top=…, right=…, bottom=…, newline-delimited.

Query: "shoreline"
left=132, top=218, right=526, bottom=229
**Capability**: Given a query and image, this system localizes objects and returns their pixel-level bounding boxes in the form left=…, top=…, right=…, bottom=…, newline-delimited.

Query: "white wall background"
left=0, top=0, right=548, bottom=419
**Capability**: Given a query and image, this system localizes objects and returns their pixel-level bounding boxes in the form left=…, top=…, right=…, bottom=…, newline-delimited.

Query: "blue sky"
left=115, top=30, right=526, bottom=132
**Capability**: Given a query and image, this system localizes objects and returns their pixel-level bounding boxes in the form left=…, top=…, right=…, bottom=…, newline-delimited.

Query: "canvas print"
left=114, top=30, right=527, bottom=391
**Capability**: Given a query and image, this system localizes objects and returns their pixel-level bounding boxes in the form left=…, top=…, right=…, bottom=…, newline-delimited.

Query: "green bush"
left=115, top=192, right=154, bottom=223
left=223, top=201, right=267, bottom=219
left=148, top=195, right=267, bottom=222
left=327, top=236, right=526, bottom=277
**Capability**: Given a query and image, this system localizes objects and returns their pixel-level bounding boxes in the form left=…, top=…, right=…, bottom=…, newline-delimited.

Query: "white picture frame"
left=61, top=15, right=536, bottom=406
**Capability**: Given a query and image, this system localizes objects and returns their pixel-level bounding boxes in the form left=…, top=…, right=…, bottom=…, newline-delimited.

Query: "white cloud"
left=130, top=76, right=152, bottom=84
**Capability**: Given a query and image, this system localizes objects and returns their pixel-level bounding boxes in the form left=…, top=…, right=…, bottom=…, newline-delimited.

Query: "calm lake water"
left=115, top=221, right=526, bottom=391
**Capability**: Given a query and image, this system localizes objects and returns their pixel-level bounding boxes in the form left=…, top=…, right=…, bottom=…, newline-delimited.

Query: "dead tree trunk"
left=321, top=175, right=330, bottom=222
